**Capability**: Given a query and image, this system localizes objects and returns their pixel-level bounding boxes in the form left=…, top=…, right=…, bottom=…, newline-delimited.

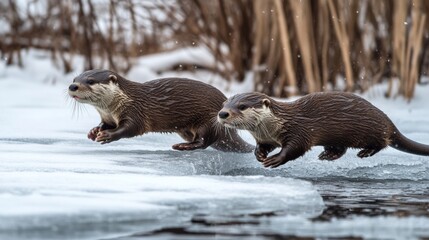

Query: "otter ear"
left=108, top=74, right=118, bottom=83
left=262, top=98, right=271, bottom=108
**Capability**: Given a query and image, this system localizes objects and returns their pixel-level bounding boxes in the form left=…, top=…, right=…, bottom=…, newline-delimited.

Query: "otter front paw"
left=254, top=144, right=276, bottom=162
left=95, top=130, right=118, bottom=144
left=88, top=126, right=101, bottom=141
left=255, top=147, right=268, bottom=162
left=263, top=154, right=287, bottom=168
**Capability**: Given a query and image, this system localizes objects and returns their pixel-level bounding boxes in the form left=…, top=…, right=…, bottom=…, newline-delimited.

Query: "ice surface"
left=1, top=50, right=429, bottom=239
left=0, top=74, right=322, bottom=239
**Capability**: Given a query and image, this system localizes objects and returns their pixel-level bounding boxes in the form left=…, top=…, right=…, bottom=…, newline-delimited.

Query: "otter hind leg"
left=318, top=146, right=347, bottom=161
left=176, top=130, right=194, bottom=142
left=172, top=141, right=206, bottom=151
left=357, top=147, right=382, bottom=158
left=172, top=127, right=215, bottom=151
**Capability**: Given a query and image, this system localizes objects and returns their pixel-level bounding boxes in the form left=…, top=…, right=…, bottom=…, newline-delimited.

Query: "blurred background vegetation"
left=1, top=0, right=428, bottom=100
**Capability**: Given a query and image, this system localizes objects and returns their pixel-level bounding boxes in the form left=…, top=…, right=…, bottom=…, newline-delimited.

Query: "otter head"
left=68, top=69, right=120, bottom=108
left=218, top=92, right=273, bottom=131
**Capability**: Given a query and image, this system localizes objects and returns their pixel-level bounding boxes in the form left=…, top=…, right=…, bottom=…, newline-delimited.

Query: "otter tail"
left=212, top=128, right=254, bottom=153
left=390, top=129, right=429, bottom=156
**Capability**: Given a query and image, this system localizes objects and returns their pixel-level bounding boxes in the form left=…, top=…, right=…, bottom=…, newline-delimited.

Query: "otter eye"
left=87, top=80, right=95, bottom=85
left=238, top=104, right=248, bottom=111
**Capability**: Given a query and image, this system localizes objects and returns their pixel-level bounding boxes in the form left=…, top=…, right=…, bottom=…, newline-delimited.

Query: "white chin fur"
left=217, top=117, right=237, bottom=129
left=225, top=121, right=247, bottom=130
left=224, top=123, right=236, bottom=129
left=69, top=93, right=89, bottom=104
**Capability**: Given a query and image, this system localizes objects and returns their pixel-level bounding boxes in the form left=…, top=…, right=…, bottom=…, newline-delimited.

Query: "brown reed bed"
left=1, top=0, right=428, bottom=100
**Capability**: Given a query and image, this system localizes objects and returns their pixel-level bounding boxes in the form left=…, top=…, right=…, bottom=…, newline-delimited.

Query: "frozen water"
left=1, top=51, right=429, bottom=239
left=0, top=78, right=323, bottom=240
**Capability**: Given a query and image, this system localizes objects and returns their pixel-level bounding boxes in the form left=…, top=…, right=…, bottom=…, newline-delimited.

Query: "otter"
left=68, top=69, right=253, bottom=153
left=217, top=92, right=429, bottom=168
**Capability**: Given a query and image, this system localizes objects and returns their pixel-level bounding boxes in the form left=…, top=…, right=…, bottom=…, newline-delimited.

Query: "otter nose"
left=69, top=84, right=79, bottom=91
left=218, top=111, right=230, bottom=119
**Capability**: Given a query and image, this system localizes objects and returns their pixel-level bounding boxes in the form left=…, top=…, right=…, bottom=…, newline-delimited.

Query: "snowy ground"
left=1, top=50, right=429, bottom=240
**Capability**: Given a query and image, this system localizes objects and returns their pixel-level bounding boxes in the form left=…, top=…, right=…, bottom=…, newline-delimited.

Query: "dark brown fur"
left=218, top=92, right=429, bottom=167
left=68, top=69, right=253, bottom=152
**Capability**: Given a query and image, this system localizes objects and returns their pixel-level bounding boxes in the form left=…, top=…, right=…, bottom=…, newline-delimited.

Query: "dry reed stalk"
left=405, top=1, right=426, bottom=100
left=265, top=12, right=281, bottom=92
left=289, top=0, right=320, bottom=93
left=360, top=0, right=391, bottom=91
left=273, top=0, right=297, bottom=96
left=390, top=0, right=407, bottom=97
left=5, top=0, right=23, bottom=66
left=252, top=1, right=271, bottom=93
left=327, top=0, right=354, bottom=91
left=251, top=0, right=265, bottom=71
left=317, top=0, right=331, bottom=89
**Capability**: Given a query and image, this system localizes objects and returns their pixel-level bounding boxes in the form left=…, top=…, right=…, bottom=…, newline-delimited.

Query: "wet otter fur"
left=68, top=69, right=253, bottom=153
left=218, top=92, right=429, bottom=167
